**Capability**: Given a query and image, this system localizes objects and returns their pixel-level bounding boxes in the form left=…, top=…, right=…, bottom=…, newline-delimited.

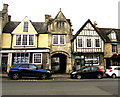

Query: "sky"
left=0, top=0, right=119, bottom=34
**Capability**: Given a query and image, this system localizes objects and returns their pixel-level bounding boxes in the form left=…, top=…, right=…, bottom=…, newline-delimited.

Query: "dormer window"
left=110, top=31, right=116, bottom=40
left=23, top=22, right=29, bottom=32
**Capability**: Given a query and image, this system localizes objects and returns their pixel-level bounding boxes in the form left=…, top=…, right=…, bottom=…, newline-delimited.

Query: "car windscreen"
left=11, top=64, right=19, bottom=68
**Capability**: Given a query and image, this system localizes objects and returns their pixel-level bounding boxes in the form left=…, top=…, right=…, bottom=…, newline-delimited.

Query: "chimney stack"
left=45, top=14, right=51, bottom=23
left=3, top=4, right=9, bottom=13
left=94, top=21, right=99, bottom=28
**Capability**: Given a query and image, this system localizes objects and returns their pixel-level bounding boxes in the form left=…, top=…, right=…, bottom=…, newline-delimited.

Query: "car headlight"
left=72, top=72, right=77, bottom=74
left=47, top=71, right=51, bottom=73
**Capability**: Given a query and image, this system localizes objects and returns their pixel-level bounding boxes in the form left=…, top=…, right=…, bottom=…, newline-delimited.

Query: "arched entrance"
left=51, top=53, right=67, bottom=74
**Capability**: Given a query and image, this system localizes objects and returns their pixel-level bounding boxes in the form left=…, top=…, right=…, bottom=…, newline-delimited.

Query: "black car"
left=70, top=66, right=104, bottom=79
left=8, top=63, right=52, bottom=80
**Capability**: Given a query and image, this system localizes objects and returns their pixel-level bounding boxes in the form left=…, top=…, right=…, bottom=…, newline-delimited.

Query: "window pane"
left=22, top=35, right=27, bottom=45
left=53, top=35, right=58, bottom=44
left=23, top=22, right=28, bottom=32
left=16, top=35, right=21, bottom=45
left=78, top=38, right=82, bottom=47
left=29, top=35, right=34, bottom=45
left=87, top=39, right=91, bottom=47
left=95, top=39, right=100, bottom=47
left=60, top=35, right=65, bottom=44
left=34, top=54, right=42, bottom=63
left=112, top=45, right=117, bottom=53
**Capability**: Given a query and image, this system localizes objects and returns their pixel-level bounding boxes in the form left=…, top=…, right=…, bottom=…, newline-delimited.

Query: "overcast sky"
left=0, top=0, right=119, bottom=34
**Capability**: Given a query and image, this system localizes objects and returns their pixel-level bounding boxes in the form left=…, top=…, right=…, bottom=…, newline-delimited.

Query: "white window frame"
left=86, top=38, right=92, bottom=48
left=15, top=34, right=34, bottom=46
left=111, top=31, right=116, bottom=40
left=94, top=38, right=101, bottom=48
left=23, top=22, right=29, bottom=32
left=33, top=53, right=42, bottom=64
left=52, top=35, right=66, bottom=45
left=77, top=36, right=83, bottom=48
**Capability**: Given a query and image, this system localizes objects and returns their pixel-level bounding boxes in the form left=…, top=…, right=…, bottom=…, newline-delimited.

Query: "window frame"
left=33, top=53, right=42, bottom=64
left=77, top=36, right=83, bottom=48
left=15, top=34, right=34, bottom=46
left=52, top=35, right=66, bottom=45
left=112, top=44, right=117, bottom=53
left=23, top=22, right=29, bottom=32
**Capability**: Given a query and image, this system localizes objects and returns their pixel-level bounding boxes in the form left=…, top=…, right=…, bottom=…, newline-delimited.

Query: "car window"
left=11, top=64, right=18, bottom=68
left=114, top=67, right=120, bottom=70
left=91, top=67, right=99, bottom=71
left=19, top=64, right=29, bottom=68
left=83, top=67, right=91, bottom=71
left=29, top=65, right=37, bottom=69
left=107, top=67, right=112, bottom=69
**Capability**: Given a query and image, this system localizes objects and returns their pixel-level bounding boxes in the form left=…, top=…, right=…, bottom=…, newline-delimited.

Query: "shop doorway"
left=51, top=53, right=67, bottom=74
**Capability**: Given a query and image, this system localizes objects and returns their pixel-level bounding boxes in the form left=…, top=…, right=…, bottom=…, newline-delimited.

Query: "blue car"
left=8, top=63, right=52, bottom=80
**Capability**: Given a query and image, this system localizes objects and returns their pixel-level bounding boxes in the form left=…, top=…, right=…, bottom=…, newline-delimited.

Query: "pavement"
left=1, top=73, right=119, bottom=81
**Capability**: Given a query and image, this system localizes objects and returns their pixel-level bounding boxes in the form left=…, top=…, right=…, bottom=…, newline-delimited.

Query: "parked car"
left=8, top=63, right=52, bottom=80
left=70, top=66, right=105, bottom=79
left=105, top=66, right=120, bottom=78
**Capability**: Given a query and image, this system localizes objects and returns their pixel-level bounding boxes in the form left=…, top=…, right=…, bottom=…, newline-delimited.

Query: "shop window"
left=85, top=55, right=99, bottom=66
left=33, top=53, right=42, bottom=64
left=13, top=53, right=29, bottom=64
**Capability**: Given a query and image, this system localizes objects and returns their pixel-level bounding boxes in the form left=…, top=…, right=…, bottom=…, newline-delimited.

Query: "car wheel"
left=40, top=73, right=47, bottom=80
left=97, top=74, right=102, bottom=79
left=12, top=73, right=20, bottom=80
left=76, top=74, right=82, bottom=79
left=112, top=74, right=116, bottom=78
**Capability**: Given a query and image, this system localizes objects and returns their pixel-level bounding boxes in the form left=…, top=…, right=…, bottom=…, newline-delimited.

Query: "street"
left=2, top=77, right=120, bottom=96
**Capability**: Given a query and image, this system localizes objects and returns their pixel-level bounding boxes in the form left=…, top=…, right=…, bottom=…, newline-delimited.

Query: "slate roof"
left=3, top=21, right=48, bottom=34
left=98, top=28, right=120, bottom=43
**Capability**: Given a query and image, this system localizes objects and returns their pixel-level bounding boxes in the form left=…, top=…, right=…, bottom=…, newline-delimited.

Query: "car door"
left=90, top=67, right=98, bottom=78
left=19, top=64, right=29, bottom=76
left=82, top=67, right=91, bottom=78
left=28, top=64, right=38, bottom=77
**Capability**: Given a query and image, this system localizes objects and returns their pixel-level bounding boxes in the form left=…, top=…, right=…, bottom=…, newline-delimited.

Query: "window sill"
left=14, top=45, right=35, bottom=47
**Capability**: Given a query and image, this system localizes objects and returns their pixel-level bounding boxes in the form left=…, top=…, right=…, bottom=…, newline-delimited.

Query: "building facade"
left=0, top=4, right=120, bottom=73
left=71, top=19, right=105, bottom=70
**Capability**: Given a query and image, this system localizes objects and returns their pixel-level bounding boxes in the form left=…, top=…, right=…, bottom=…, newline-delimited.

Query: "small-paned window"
left=87, top=39, right=91, bottom=47
left=16, top=35, right=21, bottom=45
left=33, top=53, right=42, bottom=64
left=77, top=37, right=82, bottom=48
left=53, top=35, right=65, bottom=45
left=16, top=35, right=34, bottom=46
left=111, top=31, right=116, bottom=40
left=112, top=45, right=117, bottom=53
left=57, top=21, right=64, bottom=29
left=95, top=39, right=100, bottom=47
left=23, top=22, right=29, bottom=32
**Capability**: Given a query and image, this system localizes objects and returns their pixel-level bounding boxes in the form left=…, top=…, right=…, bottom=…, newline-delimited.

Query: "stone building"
left=45, top=9, right=73, bottom=73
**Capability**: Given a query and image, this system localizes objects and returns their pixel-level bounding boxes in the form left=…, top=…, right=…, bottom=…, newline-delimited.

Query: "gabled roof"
left=99, top=28, right=120, bottom=42
left=71, top=19, right=106, bottom=42
left=3, top=21, right=48, bottom=34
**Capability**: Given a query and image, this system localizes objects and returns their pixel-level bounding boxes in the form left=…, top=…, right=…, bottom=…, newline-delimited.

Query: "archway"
left=51, top=53, right=67, bottom=74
